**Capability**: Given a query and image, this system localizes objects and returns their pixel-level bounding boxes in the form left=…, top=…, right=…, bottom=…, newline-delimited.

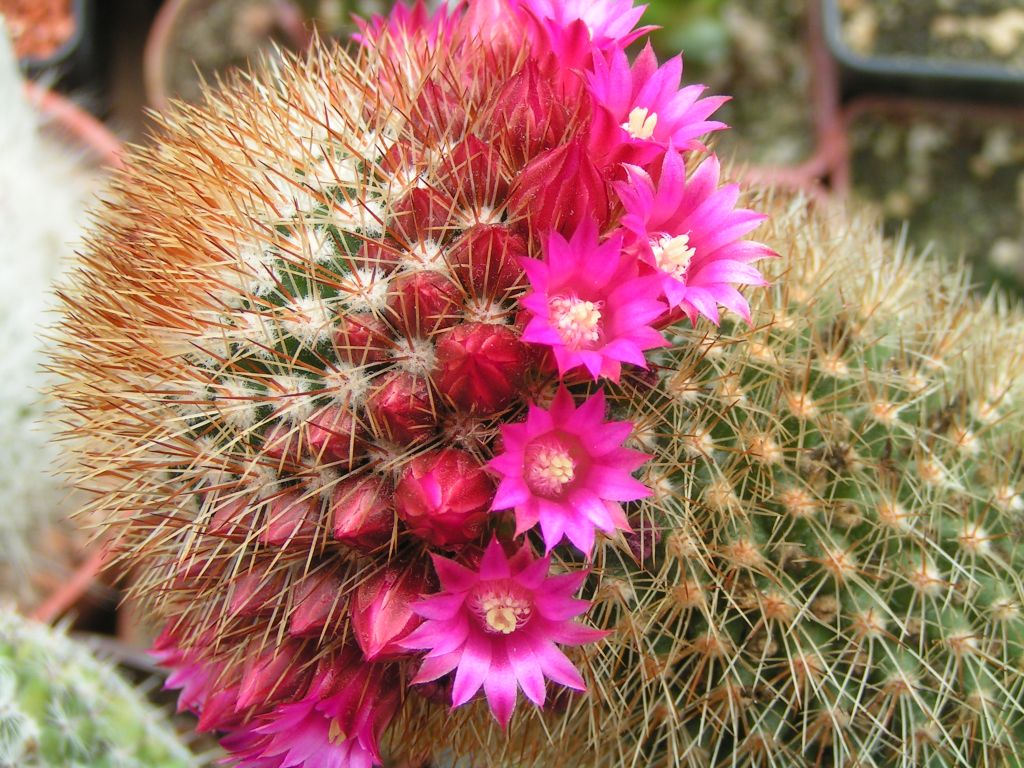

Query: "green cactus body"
left=585, top=198, right=1024, bottom=767
left=0, top=610, right=193, bottom=768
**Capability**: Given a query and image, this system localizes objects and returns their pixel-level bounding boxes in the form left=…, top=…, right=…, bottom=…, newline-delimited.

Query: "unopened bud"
left=434, top=322, right=528, bottom=413
left=331, top=475, right=395, bottom=551
left=366, top=371, right=437, bottom=444
left=351, top=564, right=428, bottom=660
left=395, top=448, right=495, bottom=547
left=448, top=224, right=526, bottom=300
left=259, top=490, right=320, bottom=547
left=386, top=270, right=462, bottom=337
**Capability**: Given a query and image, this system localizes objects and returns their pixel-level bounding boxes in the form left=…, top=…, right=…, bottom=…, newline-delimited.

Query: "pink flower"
left=617, top=150, right=774, bottom=324
left=489, top=387, right=649, bottom=555
left=520, top=220, right=668, bottom=381
left=402, top=537, right=606, bottom=729
left=520, top=0, right=653, bottom=52
left=587, top=43, right=728, bottom=164
left=353, top=0, right=460, bottom=51
left=223, top=649, right=400, bottom=768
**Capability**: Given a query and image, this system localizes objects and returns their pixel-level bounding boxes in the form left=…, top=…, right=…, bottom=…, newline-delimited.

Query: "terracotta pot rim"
left=22, top=80, right=124, bottom=168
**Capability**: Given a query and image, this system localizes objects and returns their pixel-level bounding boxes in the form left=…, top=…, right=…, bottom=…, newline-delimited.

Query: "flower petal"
left=451, top=632, right=491, bottom=708
left=484, top=653, right=519, bottom=729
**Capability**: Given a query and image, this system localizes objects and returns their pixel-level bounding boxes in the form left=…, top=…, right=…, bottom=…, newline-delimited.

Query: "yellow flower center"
left=623, top=106, right=659, bottom=140
left=525, top=445, right=576, bottom=496
left=328, top=719, right=346, bottom=745
left=651, top=233, right=695, bottom=280
left=471, top=582, right=534, bottom=635
left=548, top=296, right=602, bottom=350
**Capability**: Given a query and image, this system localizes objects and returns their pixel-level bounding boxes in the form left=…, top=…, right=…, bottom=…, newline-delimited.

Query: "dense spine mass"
left=50, top=1, right=1024, bottom=766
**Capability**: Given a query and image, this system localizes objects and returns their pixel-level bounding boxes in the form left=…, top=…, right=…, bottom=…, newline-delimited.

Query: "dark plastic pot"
left=822, top=0, right=1024, bottom=103
left=19, top=0, right=103, bottom=102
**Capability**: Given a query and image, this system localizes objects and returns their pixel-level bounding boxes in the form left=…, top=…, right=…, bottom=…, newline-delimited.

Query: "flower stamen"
left=623, top=106, right=658, bottom=140
left=548, top=296, right=602, bottom=350
left=471, top=583, right=533, bottom=634
left=525, top=444, right=576, bottom=496
left=651, top=233, right=695, bottom=280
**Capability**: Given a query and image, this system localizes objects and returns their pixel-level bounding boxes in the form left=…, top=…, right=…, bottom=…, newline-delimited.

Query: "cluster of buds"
left=55, top=0, right=770, bottom=765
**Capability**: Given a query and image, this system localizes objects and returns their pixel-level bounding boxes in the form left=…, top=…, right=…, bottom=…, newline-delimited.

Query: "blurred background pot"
left=823, top=0, right=1024, bottom=102
left=3, top=0, right=105, bottom=109
left=144, top=0, right=309, bottom=110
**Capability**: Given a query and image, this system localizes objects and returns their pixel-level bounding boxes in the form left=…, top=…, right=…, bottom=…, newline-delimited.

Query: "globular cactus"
left=0, top=608, right=193, bottom=767
left=50, top=1, right=1024, bottom=767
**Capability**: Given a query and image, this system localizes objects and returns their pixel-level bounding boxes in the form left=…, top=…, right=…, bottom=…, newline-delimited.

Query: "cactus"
left=50, top=1, right=1024, bottom=767
left=0, top=608, right=193, bottom=767
left=0, top=21, right=94, bottom=604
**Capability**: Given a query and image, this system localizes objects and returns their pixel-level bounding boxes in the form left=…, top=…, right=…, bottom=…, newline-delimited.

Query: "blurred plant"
left=644, top=0, right=729, bottom=72
left=51, top=1, right=1024, bottom=767
left=0, top=20, right=94, bottom=607
left=0, top=608, right=193, bottom=766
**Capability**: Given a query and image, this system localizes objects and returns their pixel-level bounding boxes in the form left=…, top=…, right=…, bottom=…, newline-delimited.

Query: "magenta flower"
left=521, top=220, right=668, bottom=381
left=353, top=0, right=460, bottom=51
left=617, top=150, right=774, bottom=324
left=402, top=537, right=606, bottom=729
left=223, top=649, right=400, bottom=768
left=489, top=387, right=649, bottom=555
left=520, top=0, right=653, bottom=52
left=587, top=43, right=728, bottom=163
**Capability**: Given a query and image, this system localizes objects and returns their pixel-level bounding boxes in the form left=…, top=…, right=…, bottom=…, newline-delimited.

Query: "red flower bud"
left=484, top=63, right=570, bottom=166
left=259, top=490, right=319, bottom=548
left=289, top=571, right=345, bottom=637
left=434, top=323, right=528, bottom=414
left=437, top=136, right=509, bottom=210
left=395, top=448, right=495, bottom=548
left=378, top=139, right=421, bottom=179
left=171, top=551, right=225, bottom=589
left=305, top=405, right=365, bottom=466
left=366, top=371, right=436, bottom=444
left=263, top=419, right=300, bottom=461
left=229, top=563, right=285, bottom=617
left=508, top=139, right=610, bottom=237
left=236, top=642, right=311, bottom=710
left=448, top=224, right=526, bottom=300
left=386, top=270, right=462, bottom=337
left=207, top=494, right=260, bottom=540
left=196, top=687, right=242, bottom=733
left=331, top=475, right=394, bottom=550
left=412, top=80, right=467, bottom=145
left=351, top=564, right=428, bottom=660
left=624, top=515, right=662, bottom=567
left=333, top=313, right=392, bottom=365
left=391, top=187, right=456, bottom=244
left=356, top=239, right=402, bottom=273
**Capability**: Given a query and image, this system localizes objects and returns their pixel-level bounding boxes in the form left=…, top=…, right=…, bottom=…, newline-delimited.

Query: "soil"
left=839, top=0, right=1024, bottom=70
left=849, top=106, right=1024, bottom=290
left=0, top=0, right=75, bottom=60
left=162, top=0, right=300, bottom=105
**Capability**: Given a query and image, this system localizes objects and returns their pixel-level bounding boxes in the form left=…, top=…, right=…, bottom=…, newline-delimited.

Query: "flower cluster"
left=108, top=0, right=771, bottom=764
